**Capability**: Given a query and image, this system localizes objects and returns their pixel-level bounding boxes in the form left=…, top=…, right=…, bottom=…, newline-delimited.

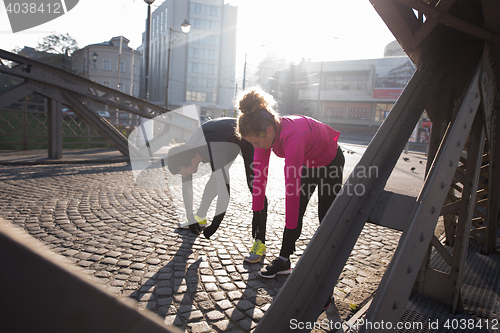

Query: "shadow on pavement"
left=129, top=229, right=199, bottom=331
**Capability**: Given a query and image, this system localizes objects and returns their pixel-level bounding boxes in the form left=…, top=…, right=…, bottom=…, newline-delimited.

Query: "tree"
left=36, top=33, right=78, bottom=70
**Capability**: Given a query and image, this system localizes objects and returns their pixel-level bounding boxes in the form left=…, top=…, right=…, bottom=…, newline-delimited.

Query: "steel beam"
left=395, top=0, right=500, bottom=44
left=47, top=98, right=62, bottom=159
left=0, top=218, right=180, bottom=333
left=62, top=92, right=135, bottom=157
left=369, top=0, right=421, bottom=63
left=255, top=41, right=449, bottom=332
left=486, top=110, right=500, bottom=253
left=0, top=49, right=165, bottom=117
left=407, top=0, right=457, bottom=50
left=367, top=191, right=416, bottom=232
left=0, top=49, right=199, bottom=158
left=449, top=112, right=485, bottom=313
left=361, top=60, right=483, bottom=332
left=481, top=43, right=496, bottom=142
left=0, top=82, right=31, bottom=110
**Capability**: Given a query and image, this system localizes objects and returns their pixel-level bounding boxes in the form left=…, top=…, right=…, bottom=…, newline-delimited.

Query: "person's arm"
left=203, top=167, right=230, bottom=238
left=202, top=143, right=234, bottom=238
left=252, top=147, right=271, bottom=212
left=283, top=134, right=306, bottom=230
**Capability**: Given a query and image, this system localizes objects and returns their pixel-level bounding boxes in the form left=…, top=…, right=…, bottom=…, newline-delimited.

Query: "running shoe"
left=178, top=215, right=207, bottom=229
left=258, top=258, right=292, bottom=278
left=244, top=239, right=266, bottom=263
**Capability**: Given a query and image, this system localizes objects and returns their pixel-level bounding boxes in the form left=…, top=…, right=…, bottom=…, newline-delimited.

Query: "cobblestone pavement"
left=0, top=143, right=417, bottom=332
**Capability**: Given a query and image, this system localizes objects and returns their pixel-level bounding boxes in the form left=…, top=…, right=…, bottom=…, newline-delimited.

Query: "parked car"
left=62, top=108, right=74, bottom=115
left=97, top=111, right=110, bottom=118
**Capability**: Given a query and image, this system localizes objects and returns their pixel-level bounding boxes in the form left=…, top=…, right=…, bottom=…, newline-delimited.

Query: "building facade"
left=298, top=55, right=417, bottom=132
left=139, top=0, right=237, bottom=117
left=71, top=36, right=142, bottom=126
left=72, top=36, right=142, bottom=97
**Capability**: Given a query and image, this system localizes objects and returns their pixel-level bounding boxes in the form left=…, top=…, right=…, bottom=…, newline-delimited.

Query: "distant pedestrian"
left=167, top=118, right=268, bottom=263
left=235, top=87, right=344, bottom=309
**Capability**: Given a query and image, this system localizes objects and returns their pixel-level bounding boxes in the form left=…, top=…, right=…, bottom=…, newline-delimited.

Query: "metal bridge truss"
left=1, top=1, right=500, bottom=331
left=0, top=49, right=197, bottom=332
left=256, top=1, right=500, bottom=331
left=0, top=49, right=195, bottom=159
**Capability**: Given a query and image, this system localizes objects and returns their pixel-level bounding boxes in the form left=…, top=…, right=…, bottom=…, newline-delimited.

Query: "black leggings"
left=196, top=139, right=268, bottom=243
left=280, top=146, right=345, bottom=257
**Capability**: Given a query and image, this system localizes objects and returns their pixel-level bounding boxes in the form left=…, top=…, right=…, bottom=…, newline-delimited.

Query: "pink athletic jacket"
left=252, top=115, right=340, bottom=229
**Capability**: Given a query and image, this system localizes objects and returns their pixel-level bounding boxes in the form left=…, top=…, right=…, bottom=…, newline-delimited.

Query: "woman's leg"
left=240, top=140, right=268, bottom=243
left=279, top=166, right=317, bottom=258
left=318, top=147, right=345, bottom=223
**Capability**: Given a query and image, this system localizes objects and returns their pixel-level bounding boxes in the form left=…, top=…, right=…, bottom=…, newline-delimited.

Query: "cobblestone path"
left=0, top=149, right=402, bottom=332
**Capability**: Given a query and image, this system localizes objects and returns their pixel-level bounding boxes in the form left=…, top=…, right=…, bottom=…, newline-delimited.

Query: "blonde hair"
left=235, top=87, right=279, bottom=138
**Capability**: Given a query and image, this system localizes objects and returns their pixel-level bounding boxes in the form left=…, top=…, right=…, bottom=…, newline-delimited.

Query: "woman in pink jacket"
left=236, top=88, right=345, bottom=291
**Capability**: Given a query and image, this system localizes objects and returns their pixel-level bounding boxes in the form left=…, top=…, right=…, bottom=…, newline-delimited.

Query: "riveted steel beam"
left=361, top=59, right=483, bottom=332
left=485, top=110, right=500, bottom=253
left=255, top=39, right=449, bottom=333
left=449, top=112, right=486, bottom=313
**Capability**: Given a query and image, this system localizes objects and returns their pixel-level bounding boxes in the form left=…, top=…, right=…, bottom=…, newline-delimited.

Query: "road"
left=0, top=142, right=427, bottom=332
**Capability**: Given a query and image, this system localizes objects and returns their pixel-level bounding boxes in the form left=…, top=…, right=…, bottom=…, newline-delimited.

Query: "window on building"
left=186, top=90, right=209, bottom=102
left=164, top=8, right=168, bottom=30
left=91, top=60, right=98, bottom=70
left=325, top=72, right=368, bottom=91
left=323, top=102, right=346, bottom=118
left=357, top=75, right=368, bottom=90
left=103, top=59, right=111, bottom=71
left=190, top=3, right=201, bottom=14
left=160, top=12, right=163, bottom=33
left=103, top=80, right=110, bottom=87
left=193, top=18, right=200, bottom=29
left=374, top=103, right=394, bottom=122
left=346, top=103, right=371, bottom=119
left=118, top=82, right=125, bottom=92
left=119, top=61, right=125, bottom=73
left=191, top=3, right=221, bottom=16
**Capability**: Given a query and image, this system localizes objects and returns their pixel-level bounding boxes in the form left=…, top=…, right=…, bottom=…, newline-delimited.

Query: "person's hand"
left=203, top=223, right=217, bottom=239
left=189, top=222, right=201, bottom=235
left=203, top=218, right=222, bottom=239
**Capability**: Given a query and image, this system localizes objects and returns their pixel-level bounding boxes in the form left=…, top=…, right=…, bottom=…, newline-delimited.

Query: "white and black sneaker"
left=258, top=258, right=292, bottom=278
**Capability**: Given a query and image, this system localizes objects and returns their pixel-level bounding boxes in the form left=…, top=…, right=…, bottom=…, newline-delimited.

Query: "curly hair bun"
left=239, top=90, right=268, bottom=114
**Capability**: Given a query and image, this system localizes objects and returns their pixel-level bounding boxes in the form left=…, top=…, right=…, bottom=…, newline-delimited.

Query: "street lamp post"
left=144, top=0, right=155, bottom=101
left=85, top=50, right=98, bottom=78
left=165, top=19, right=190, bottom=108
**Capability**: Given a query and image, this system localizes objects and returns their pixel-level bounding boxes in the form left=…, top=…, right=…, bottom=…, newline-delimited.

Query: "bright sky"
left=0, top=0, right=396, bottom=78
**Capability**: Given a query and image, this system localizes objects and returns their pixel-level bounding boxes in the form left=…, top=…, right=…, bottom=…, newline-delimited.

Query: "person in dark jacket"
left=167, top=118, right=268, bottom=263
